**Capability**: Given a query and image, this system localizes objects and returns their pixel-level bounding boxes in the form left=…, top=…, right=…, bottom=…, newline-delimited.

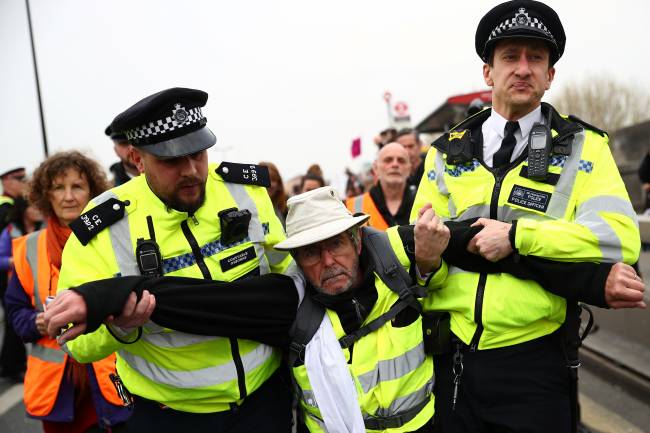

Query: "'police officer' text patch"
left=507, top=185, right=551, bottom=213
left=220, top=246, right=257, bottom=272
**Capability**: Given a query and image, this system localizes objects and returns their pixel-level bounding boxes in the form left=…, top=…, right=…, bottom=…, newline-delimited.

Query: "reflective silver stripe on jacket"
left=373, top=379, right=432, bottom=418
left=302, top=379, right=432, bottom=428
left=30, top=343, right=66, bottom=364
left=575, top=195, right=638, bottom=262
left=143, top=331, right=225, bottom=348
left=447, top=265, right=472, bottom=277
left=24, top=231, right=44, bottom=312
left=266, top=248, right=289, bottom=268
left=23, top=231, right=67, bottom=364
left=91, top=191, right=139, bottom=277
left=352, top=195, right=363, bottom=214
left=301, top=389, right=320, bottom=409
left=118, top=342, right=274, bottom=389
left=544, top=131, right=585, bottom=219
left=451, top=204, right=489, bottom=222
left=447, top=204, right=549, bottom=224
left=435, top=153, right=458, bottom=218
left=500, top=206, right=548, bottom=223
left=221, top=183, right=270, bottom=275
left=356, top=342, right=426, bottom=394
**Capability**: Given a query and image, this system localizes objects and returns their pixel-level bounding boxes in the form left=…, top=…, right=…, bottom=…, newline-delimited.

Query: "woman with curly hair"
left=5, top=151, right=130, bottom=433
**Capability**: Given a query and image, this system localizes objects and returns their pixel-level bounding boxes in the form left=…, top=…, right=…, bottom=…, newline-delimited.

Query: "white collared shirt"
left=482, top=105, right=545, bottom=167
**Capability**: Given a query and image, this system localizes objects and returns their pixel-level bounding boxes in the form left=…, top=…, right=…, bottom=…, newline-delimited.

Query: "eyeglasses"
left=294, top=234, right=352, bottom=266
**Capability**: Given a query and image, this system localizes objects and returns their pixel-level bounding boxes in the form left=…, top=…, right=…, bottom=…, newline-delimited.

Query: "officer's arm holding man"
left=46, top=286, right=155, bottom=344
left=465, top=217, right=645, bottom=309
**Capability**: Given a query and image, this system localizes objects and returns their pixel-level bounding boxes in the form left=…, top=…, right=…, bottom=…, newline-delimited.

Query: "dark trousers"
left=126, top=368, right=292, bottom=433
left=433, top=331, right=572, bottom=433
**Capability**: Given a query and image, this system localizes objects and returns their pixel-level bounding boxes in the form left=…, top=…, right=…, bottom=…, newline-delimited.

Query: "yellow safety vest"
left=293, top=227, right=435, bottom=433
left=412, top=105, right=640, bottom=350
left=58, top=162, right=299, bottom=413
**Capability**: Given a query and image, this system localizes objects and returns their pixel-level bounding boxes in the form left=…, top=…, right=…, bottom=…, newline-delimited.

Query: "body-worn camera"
left=136, top=238, right=162, bottom=276
left=219, top=207, right=251, bottom=245
left=446, top=130, right=474, bottom=165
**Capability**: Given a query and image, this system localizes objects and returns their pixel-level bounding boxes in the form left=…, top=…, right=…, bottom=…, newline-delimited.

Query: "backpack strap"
left=288, top=293, right=326, bottom=367
left=362, top=227, right=426, bottom=299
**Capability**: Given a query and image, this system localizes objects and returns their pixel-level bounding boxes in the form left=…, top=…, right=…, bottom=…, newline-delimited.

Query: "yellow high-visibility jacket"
left=411, top=104, right=639, bottom=350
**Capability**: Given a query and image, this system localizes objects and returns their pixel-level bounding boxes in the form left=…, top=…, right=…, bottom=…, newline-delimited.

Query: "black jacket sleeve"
left=72, top=273, right=298, bottom=347
left=441, top=220, right=611, bottom=307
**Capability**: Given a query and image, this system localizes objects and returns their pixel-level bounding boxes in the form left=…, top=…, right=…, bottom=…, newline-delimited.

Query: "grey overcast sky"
left=1, top=0, right=649, bottom=189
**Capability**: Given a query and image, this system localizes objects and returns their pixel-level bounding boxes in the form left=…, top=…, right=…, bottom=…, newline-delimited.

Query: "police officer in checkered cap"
left=56, top=87, right=303, bottom=432
left=412, top=2, right=640, bottom=433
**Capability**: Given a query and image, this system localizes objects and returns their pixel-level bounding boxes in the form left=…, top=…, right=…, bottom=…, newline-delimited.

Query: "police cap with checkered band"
left=476, top=0, right=566, bottom=65
left=110, top=87, right=216, bottom=159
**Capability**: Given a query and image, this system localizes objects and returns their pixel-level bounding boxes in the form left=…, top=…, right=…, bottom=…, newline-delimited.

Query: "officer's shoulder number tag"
left=507, top=185, right=551, bottom=213
left=216, top=162, right=270, bottom=187
left=69, top=197, right=128, bottom=246
left=220, top=246, right=256, bottom=272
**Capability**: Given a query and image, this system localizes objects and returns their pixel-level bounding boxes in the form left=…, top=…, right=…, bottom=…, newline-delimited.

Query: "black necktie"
left=493, top=121, right=519, bottom=168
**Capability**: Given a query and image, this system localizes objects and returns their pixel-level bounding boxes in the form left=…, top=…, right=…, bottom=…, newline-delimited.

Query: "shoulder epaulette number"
left=216, top=162, right=270, bottom=187
left=69, top=197, right=128, bottom=246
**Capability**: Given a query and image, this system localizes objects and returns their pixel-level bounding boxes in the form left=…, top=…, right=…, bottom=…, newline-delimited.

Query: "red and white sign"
left=393, top=101, right=409, bottom=117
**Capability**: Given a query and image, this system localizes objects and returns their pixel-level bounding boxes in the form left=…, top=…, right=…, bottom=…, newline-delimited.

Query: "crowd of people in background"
left=0, top=3, right=646, bottom=433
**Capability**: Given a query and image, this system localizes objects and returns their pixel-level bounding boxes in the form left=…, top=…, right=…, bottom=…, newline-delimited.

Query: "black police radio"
left=527, top=123, right=552, bottom=181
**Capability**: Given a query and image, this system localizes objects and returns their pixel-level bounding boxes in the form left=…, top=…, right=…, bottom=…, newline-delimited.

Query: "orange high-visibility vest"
left=346, top=192, right=389, bottom=231
left=12, top=229, right=123, bottom=417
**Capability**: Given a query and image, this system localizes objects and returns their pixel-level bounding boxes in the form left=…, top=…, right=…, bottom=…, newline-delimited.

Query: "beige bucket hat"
left=274, top=186, right=370, bottom=251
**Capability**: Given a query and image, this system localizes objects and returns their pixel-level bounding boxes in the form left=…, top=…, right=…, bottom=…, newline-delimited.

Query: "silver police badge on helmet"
left=172, top=103, right=189, bottom=124
left=514, top=7, right=531, bottom=27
